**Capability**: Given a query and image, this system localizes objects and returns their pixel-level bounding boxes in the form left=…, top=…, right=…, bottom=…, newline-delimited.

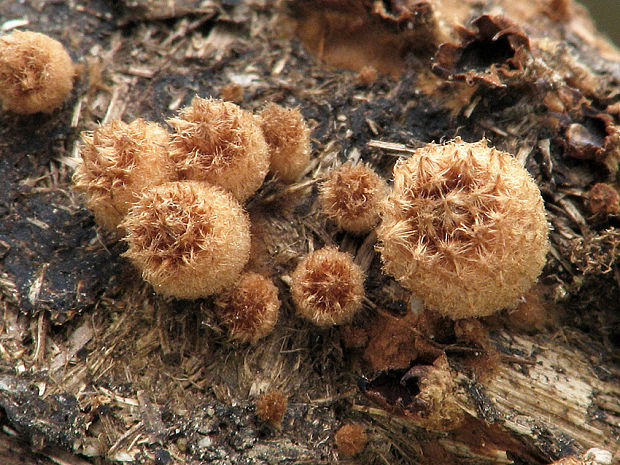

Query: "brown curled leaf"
left=433, top=14, right=530, bottom=87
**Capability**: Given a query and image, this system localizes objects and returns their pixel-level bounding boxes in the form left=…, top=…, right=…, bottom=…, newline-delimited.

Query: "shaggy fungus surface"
left=121, top=181, right=250, bottom=299
left=256, top=390, right=288, bottom=427
left=215, top=272, right=280, bottom=344
left=0, top=30, right=75, bottom=114
left=168, top=97, right=269, bottom=202
left=73, top=119, right=174, bottom=231
left=377, top=138, right=549, bottom=319
left=259, top=103, right=311, bottom=182
left=320, top=162, right=388, bottom=234
left=290, top=247, right=365, bottom=327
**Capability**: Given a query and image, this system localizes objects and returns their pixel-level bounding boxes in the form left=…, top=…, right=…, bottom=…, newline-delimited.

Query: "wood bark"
left=0, top=0, right=618, bottom=464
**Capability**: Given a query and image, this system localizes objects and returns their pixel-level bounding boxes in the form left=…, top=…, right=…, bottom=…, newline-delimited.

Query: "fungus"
left=120, top=181, right=251, bottom=299
left=256, top=390, right=287, bottom=427
left=377, top=138, right=549, bottom=319
left=290, top=247, right=365, bottom=327
left=73, top=119, right=174, bottom=231
left=320, top=162, right=388, bottom=234
left=168, top=97, right=269, bottom=202
left=215, top=272, right=280, bottom=344
left=588, top=183, right=619, bottom=216
left=335, top=423, right=367, bottom=456
left=0, top=30, right=75, bottom=114
left=356, top=65, right=378, bottom=86
left=259, top=103, right=311, bottom=183
left=220, top=82, right=243, bottom=103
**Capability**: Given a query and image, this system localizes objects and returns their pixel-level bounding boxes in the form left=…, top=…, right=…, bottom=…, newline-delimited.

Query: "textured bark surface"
left=0, top=1, right=618, bottom=464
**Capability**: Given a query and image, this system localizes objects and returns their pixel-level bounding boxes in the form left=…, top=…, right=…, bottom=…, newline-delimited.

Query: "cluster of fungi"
left=73, top=95, right=313, bottom=345
left=2, top=28, right=560, bottom=459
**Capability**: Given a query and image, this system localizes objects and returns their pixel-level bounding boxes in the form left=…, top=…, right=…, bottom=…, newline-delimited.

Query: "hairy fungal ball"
left=215, top=272, right=280, bottom=343
left=168, top=97, right=269, bottom=202
left=588, top=183, right=619, bottom=216
left=320, top=162, right=388, bottom=234
left=377, top=139, right=549, bottom=319
left=0, top=31, right=74, bottom=114
left=121, top=181, right=250, bottom=299
left=259, top=103, right=311, bottom=182
left=256, top=390, right=287, bottom=427
left=335, top=424, right=367, bottom=456
left=290, top=247, right=365, bottom=327
left=73, top=119, right=174, bottom=231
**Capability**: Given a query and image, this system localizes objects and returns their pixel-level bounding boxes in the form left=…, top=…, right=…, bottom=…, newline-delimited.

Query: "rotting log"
left=0, top=0, right=618, bottom=464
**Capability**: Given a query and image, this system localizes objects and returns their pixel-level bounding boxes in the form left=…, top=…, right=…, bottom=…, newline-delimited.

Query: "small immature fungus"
left=259, top=103, right=311, bottom=182
left=320, top=162, right=388, bottom=234
left=121, top=181, right=251, bottom=299
left=73, top=119, right=174, bottom=231
left=335, top=423, right=367, bottom=456
left=0, top=30, right=75, bottom=114
left=168, top=97, right=269, bottom=202
left=256, top=390, right=288, bottom=427
left=215, top=272, right=280, bottom=344
left=588, top=182, right=619, bottom=216
left=377, top=138, right=549, bottom=319
left=290, top=247, right=365, bottom=327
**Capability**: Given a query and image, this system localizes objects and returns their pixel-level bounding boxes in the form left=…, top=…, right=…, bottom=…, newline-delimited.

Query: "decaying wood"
left=0, top=0, right=618, bottom=464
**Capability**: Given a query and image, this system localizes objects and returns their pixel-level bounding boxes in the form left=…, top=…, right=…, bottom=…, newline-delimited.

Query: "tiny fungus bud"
left=588, top=183, right=619, bottom=216
left=356, top=65, right=378, bottom=86
left=0, top=30, right=75, bottom=114
left=215, top=272, right=280, bottom=343
left=335, top=423, right=367, bottom=456
left=320, top=162, right=388, bottom=234
left=259, top=103, right=311, bottom=183
left=73, top=119, right=174, bottom=231
left=121, top=181, right=251, bottom=299
left=168, top=97, right=269, bottom=202
left=220, top=82, right=243, bottom=103
left=377, top=138, right=549, bottom=319
left=256, top=390, right=287, bottom=427
left=290, top=247, right=365, bottom=327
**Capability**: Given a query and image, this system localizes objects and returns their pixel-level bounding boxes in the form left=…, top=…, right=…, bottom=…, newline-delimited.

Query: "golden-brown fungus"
left=290, top=247, right=365, bottom=327
left=121, top=181, right=250, bottom=299
left=73, top=119, right=174, bottom=231
left=377, top=138, right=549, bottom=318
left=168, top=97, right=269, bottom=202
left=0, top=30, right=75, bottom=114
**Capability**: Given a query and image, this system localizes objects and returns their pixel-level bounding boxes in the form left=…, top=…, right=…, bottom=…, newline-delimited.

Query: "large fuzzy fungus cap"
left=73, top=119, right=174, bottom=231
left=377, top=138, right=549, bottom=319
left=259, top=103, right=311, bottom=182
left=121, top=181, right=251, bottom=299
left=320, top=162, right=388, bottom=234
left=290, top=247, right=365, bottom=327
left=215, top=272, right=280, bottom=343
left=168, top=97, right=269, bottom=202
left=0, top=30, right=75, bottom=114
